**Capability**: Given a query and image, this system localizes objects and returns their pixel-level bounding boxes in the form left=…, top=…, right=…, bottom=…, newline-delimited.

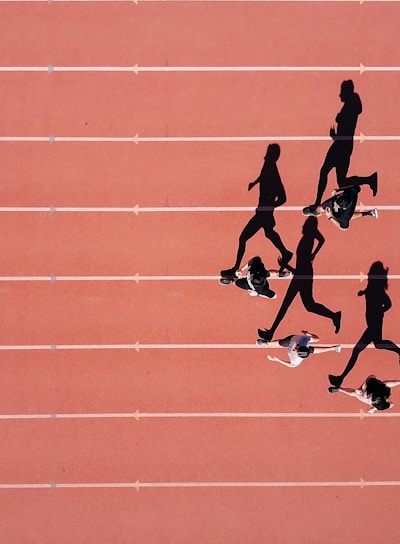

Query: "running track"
left=1, top=2, right=400, bottom=543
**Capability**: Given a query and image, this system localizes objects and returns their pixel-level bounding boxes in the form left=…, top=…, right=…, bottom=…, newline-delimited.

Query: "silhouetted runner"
left=258, top=217, right=341, bottom=342
left=303, top=80, right=377, bottom=213
left=329, top=262, right=400, bottom=388
left=221, top=144, right=293, bottom=279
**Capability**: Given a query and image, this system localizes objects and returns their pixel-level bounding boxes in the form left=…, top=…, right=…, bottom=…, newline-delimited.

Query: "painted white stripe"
left=0, top=276, right=141, bottom=282
left=137, top=343, right=385, bottom=350
left=0, top=205, right=398, bottom=214
left=2, top=64, right=400, bottom=74
left=0, top=343, right=390, bottom=351
left=0, top=134, right=399, bottom=144
left=136, top=205, right=398, bottom=213
left=0, top=137, right=49, bottom=142
left=0, top=274, right=398, bottom=282
left=0, top=344, right=140, bottom=351
left=0, top=479, right=399, bottom=491
left=1, top=0, right=399, bottom=3
left=139, top=206, right=308, bottom=212
left=0, top=409, right=398, bottom=420
left=0, top=206, right=137, bottom=212
left=137, top=480, right=400, bottom=489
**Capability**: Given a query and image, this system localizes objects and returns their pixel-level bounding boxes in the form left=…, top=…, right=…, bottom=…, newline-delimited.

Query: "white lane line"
left=0, top=274, right=397, bottom=282
left=0, top=343, right=390, bottom=351
left=0, top=479, right=399, bottom=491
left=135, top=205, right=397, bottom=213
left=0, top=409, right=398, bottom=420
left=2, top=64, right=400, bottom=74
left=0, top=133, right=398, bottom=143
left=0, top=205, right=398, bottom=214
left=0, top=276, right=141, bottom=282
left=0, top=0, right=399, bottom=3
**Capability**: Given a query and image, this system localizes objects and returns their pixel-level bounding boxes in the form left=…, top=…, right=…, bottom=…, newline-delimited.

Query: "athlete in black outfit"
left=304, top=185, right=378, bottom=229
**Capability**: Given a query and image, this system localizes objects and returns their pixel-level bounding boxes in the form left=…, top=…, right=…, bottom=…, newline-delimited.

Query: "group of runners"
left=219, top=80, right=400, bottom=413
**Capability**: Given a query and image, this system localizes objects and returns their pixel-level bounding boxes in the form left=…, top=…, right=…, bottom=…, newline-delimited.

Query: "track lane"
left=0, top=210, right=396, bottom=276
left=2, top=0, right=400, bottom=541
left=1, top=4, right=399, bottom=67
left=0, top=73, right=399, bottom=136
left=0, top=278, right=398, bottom=348
left=0, top=418, right=399, bottom=482
left=0, top=487, right=397, bottom=544
left=0, top=140, right=394, bottom=208
left=0, top=348, right=399, bottom=414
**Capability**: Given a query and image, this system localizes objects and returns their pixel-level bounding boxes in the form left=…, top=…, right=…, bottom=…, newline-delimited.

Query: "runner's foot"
left=329, top=374, right=343, bottom=388
left=220, top=267, right=237, bottom=278
left=258, top=328, right=273, bottom=341
left=333, top=311, right=342, bottom=334
left=328, top=387, right=340, bottom=393
left=369, top=172, right=378, bottom=197
left=302, top=205, right=321, bottom=217
left=219, top=277, right=234, bottom=285
left=370, top=208, right=378, bottom=219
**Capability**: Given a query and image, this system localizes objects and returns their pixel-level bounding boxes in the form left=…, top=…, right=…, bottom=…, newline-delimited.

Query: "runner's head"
left=371, top=398, right=391, bottom=411
left=264, top=143, right=280, bottom=162
left=297, top=346, right=314, bottom=359
left=340, top=80, right=354, bottom=102
left=302, top=216, right=318, bottom=235
left=367, top=261, right=388, bottom=290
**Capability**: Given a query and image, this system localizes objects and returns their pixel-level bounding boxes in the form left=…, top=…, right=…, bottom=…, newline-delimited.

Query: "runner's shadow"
left=221, top=144, right=292, bottom=277
left=306, top=80, right=377, bottom=209
left=329, top=261, right=400, bottom=387
left=258, top=217, right=341, bottom=341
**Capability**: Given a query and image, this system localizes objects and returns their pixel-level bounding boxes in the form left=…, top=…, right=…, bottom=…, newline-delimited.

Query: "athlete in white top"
left=257, top=330, right=341, bottom=368
left=329, top=374, right=400, bottom=412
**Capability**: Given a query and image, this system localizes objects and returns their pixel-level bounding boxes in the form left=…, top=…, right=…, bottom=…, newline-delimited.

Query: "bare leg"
left=351, top=210, right=377, bottom=221
left=337, top=387, right=358, bottom=397
left=313, top=346, right=340, bottom=355
left=261, top=341, right=283, bottom=348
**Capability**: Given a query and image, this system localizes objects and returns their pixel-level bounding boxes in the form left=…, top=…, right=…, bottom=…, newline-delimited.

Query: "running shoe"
left=302, top=206, right=321, bottom=217
left=371, top=208, right=378, bottom=219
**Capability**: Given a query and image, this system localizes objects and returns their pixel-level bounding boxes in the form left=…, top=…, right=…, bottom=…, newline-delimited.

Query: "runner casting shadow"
left=221, top=144, right=293, bottom=278
left=329, top=261, right=400, bottom=388
left=258, top=217, right=341, bottom=341
left=304, top=80, right=377, bottom=212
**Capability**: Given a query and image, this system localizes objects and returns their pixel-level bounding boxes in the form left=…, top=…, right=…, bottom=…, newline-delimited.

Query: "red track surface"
left=1, top=1, right=400, bottom=542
